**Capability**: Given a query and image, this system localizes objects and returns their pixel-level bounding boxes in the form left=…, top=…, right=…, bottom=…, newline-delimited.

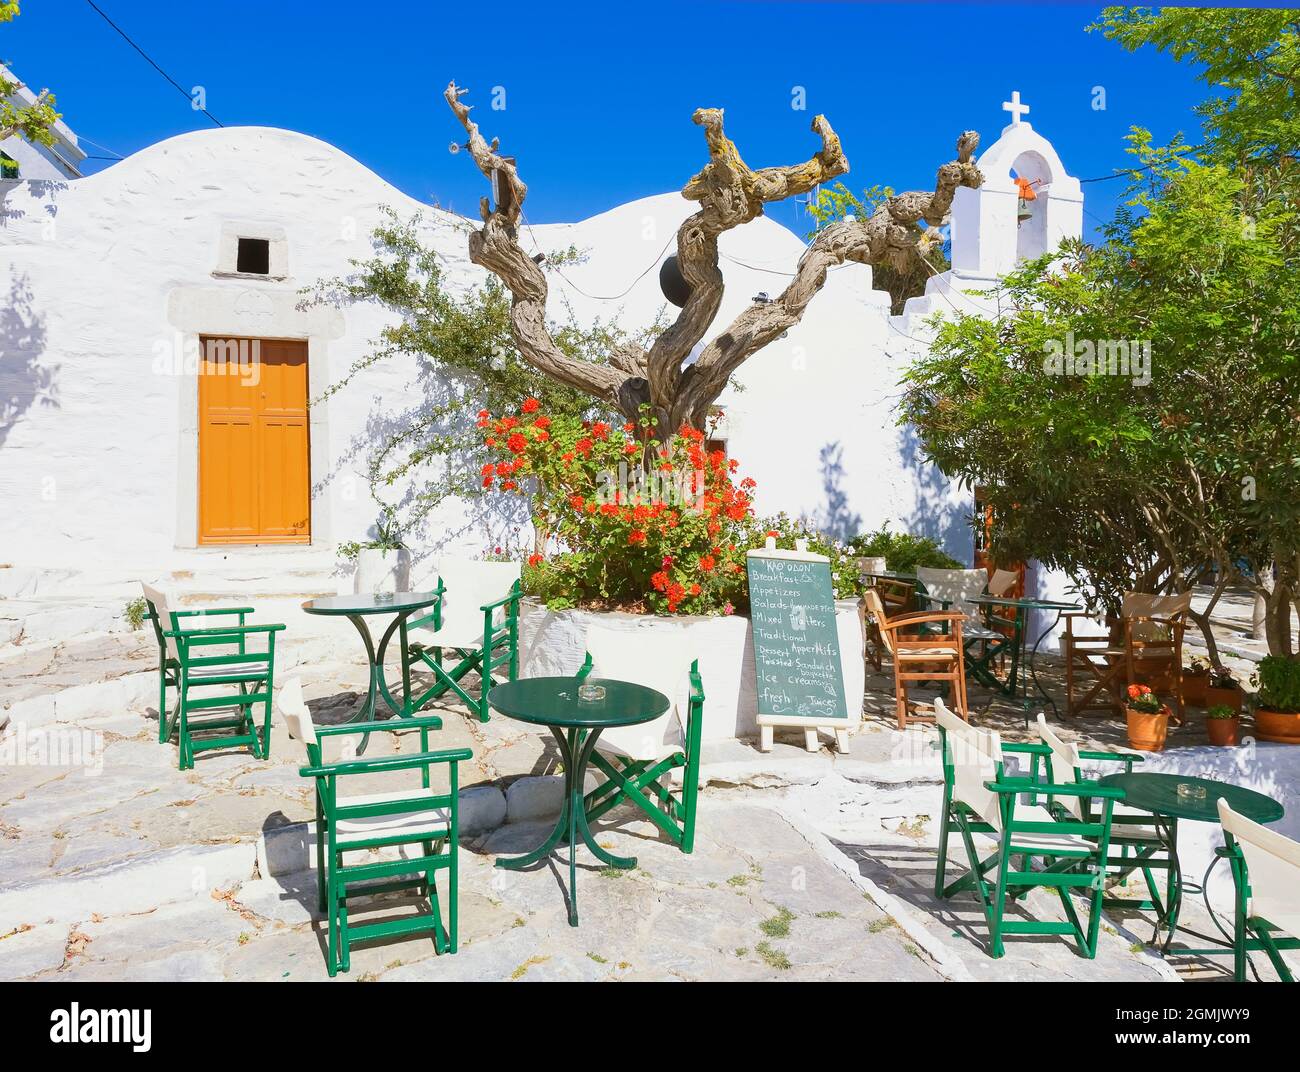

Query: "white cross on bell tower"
left=1001, top=90, right=1030, bottom=126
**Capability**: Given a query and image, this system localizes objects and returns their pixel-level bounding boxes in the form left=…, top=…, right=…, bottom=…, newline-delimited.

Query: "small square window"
left=236, top=238, right=270, bottom=274
left=0, top=152, right=19, bottom=180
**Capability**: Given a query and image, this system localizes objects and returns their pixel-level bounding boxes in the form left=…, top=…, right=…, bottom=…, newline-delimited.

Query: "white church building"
left=0, top=90, right=1083, bottom=643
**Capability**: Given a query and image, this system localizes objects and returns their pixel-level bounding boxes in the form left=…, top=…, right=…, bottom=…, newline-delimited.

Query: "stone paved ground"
left=0, top=610, right=1286, bottom=983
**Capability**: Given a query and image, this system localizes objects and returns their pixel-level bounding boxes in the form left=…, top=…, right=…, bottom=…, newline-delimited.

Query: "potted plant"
left=1181, top=654, right=1210, bottom=706
left=1252, top=655, right=1300, bottom=745
left=1204, top=665, right=1243, bottom=714
left=347, top=507, right=411, bottom=594
left=1205, top=703, right=1240, bottom=746
left=1124, top=684, right=1170, bottom=752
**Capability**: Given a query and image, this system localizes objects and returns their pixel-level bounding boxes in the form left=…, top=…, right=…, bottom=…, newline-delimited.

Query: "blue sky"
left=3, top=1, right=1224, bottom=238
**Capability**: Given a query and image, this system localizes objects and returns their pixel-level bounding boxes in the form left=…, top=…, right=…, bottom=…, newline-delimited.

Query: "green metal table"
left=967, top=595, right=1079, bottom=724
left=1098, top=771, right=1285, bottom=978
left=301, top=591, right=441, bottom=723
left=487, top=676, right=670, bottom=927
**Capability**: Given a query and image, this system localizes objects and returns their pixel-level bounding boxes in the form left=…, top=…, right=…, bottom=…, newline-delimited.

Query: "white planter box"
left=518, top=599, right=864, bottom=743
left=354, top=548, right=411, bottom=594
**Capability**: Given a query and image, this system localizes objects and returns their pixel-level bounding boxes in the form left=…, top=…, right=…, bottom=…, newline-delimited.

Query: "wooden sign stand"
left=747, top=538, right=853, bottom=755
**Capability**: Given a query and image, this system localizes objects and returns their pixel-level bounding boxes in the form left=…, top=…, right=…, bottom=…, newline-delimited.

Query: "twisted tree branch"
left=675, top=131, right=984, bottom=427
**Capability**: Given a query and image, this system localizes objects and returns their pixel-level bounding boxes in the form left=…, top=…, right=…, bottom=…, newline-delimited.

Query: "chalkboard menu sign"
left=746, top=547, right=849, bottom=730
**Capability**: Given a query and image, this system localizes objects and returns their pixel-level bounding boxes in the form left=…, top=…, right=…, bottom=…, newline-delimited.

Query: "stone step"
left=0, top=841, right=258, bottom=931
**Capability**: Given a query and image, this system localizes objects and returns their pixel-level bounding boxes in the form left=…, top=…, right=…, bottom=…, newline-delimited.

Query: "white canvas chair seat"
left=966, top=802, right=1094, bottom=852
left=335, top=787, right=451, bottom=842
left=964, top=624, right=1004, bottom=641
left=583, top=622, right=690, bottom=763
left=184, top=662, right=274, bottom=681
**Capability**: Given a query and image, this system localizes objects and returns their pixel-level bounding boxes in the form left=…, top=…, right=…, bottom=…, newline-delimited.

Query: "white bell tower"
left=948, top=91, right=1084, bottom=281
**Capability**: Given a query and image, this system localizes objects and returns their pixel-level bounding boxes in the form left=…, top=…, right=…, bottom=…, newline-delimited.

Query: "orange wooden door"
left=199, top=338, right=310, bottom=544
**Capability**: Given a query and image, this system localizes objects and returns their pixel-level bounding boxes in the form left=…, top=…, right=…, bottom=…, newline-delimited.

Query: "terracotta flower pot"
left=1206, top=716, right=1240, bottom=746
left=1255, top=707, right=1300, bottom=745
left=1204, top=684, right=1243, bottom=714
left=1181, top=671, right=1209, bottom=707
left=1126, top=705, right=1170, bottom=752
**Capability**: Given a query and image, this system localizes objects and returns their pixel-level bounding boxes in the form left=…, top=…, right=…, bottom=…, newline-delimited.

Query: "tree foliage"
left=808, top=183, right=950, bottom=314
left=0, top=3, right=61, bottom=148
left=901, top=9, right=1300, bottom=659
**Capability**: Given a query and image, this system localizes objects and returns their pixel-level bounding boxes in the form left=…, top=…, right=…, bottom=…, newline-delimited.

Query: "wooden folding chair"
left=1033, top=714, right=1174, bottom=918
left=1064, top=592, right=1192, bottom=722
left=864, top=588, right=968, bottom=728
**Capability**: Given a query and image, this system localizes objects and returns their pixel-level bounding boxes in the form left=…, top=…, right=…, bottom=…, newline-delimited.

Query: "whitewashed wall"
left=0, top=125, right=972, bottom=582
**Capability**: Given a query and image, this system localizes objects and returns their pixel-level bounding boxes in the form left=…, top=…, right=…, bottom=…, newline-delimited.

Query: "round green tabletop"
left=487, top=676, right=669, bottom=729
left=301, top=591, right=440, bottom=616
left=1099, top=771, right=1284, bottom=824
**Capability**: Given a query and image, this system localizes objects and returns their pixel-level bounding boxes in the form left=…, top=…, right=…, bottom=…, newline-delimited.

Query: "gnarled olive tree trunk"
left=445, top=81, right=983, bottom=437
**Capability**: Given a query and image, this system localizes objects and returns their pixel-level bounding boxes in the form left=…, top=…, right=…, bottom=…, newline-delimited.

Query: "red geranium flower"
left=527, top=552, right=544, bottom=567
left=507, top=433, right=528, bottom=454
left=628, top=530, right=647, bottom=545
left=521, top=398, right=541, bottom=414
left=699, top=555, right=716, bottom=573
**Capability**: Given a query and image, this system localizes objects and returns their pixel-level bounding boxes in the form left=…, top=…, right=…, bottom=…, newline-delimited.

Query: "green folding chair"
left=280, top=678, right=468, bottom=977
left=933, top=698, right=1123, bottom=959
left=1033, top=714, right=1174, bottom=918
left=577, top=621, right=704, bottom=854
left=142, top=582, right=285, bottom=770
left=404, top=557, right=521, bottom=723
left=1218, top=799, right=1300, bottom=982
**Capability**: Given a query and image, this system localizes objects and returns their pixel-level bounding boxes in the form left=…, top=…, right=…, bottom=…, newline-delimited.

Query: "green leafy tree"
left=808, top=183, right=949, bottom=314
left=1, top=3, right=61, bottom=147
left=901, top=9, right=1300, bottom=660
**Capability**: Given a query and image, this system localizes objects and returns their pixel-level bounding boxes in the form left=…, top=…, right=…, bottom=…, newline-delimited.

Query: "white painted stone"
left=519, top=600, right=865, bottom=743
left=504, top=773, right=599, bottom=824
left=460, top=785, right=507, bottom=837
left=2, top=693, right=56, bottom=730
left=0, top=842, right=256, bottom=930
left=0, top=922, right=69, bottom=979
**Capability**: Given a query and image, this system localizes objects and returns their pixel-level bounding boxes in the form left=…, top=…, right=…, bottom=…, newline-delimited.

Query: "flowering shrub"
left=478, top=399, right=756, bottom=614
left=478, top=399, right=867, bottom=616
left=1125, top=684, right=1165, bottom=714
